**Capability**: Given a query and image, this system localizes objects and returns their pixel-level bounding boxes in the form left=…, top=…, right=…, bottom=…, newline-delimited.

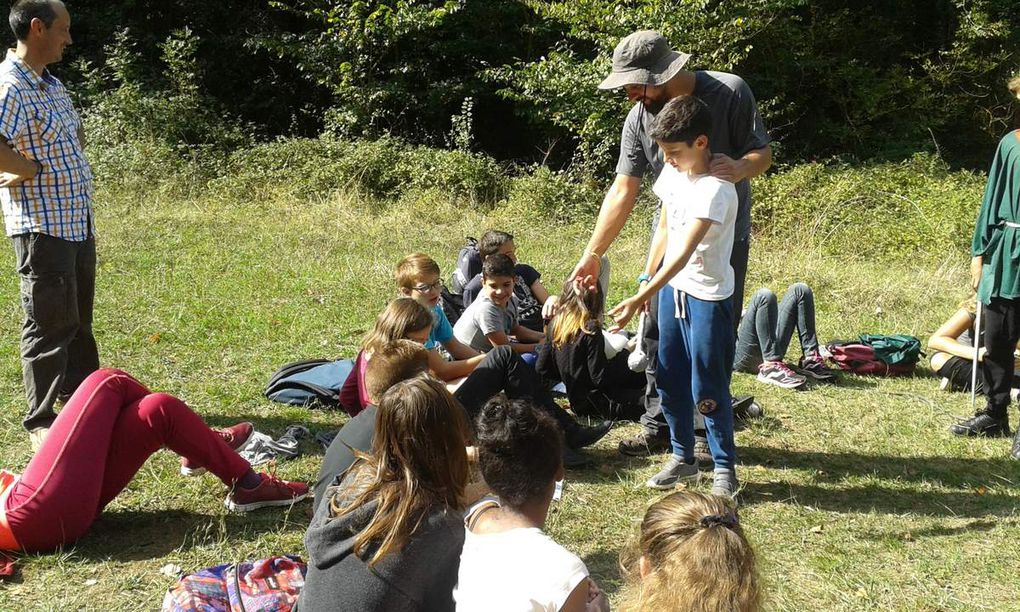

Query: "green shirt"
left=972, top=130, right=1020, bottom=303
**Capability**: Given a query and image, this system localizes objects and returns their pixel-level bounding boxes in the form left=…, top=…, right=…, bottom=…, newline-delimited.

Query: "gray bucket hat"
left=598, top=30, right=691, bottom=90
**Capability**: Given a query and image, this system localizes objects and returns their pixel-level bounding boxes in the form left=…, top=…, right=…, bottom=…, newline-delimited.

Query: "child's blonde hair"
left=395, top=253, right=441, bottom=289
left=550, top=279, right=604, bottom=348
left=619, top=491, right=762, bottom=612
left=362, top=298, right=433, bottom=355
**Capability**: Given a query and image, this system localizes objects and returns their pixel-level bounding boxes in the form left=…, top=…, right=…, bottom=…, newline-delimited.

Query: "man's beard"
left=642, top=98, right=666, bottom=114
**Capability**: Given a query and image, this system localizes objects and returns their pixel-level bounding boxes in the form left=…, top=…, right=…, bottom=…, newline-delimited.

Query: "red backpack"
left=823, top=340, right=918, bottom=376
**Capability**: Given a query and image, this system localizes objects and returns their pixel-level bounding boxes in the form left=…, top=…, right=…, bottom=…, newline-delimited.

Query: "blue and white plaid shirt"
left=0, top=50, right=93, bottom=241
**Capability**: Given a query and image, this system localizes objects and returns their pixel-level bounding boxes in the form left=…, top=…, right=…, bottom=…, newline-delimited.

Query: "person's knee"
left=789, top=282, right=812, bottom=299
left=751, top=288, right=775, bottom=307
left=135, top=392, right=190, bottom=430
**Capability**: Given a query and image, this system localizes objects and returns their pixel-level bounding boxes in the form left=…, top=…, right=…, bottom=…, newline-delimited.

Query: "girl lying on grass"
left=929, top=295, right=1020, bottom=395
left=0, top=368, right=308, bottom=554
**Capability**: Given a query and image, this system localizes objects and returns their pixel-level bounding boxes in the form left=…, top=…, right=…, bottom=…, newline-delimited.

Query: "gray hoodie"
left=297, top=486, right=464, bottom=612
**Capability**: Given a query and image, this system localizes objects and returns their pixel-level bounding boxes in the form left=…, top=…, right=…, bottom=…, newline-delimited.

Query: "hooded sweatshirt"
left=297, top=485, right=464, bottom=612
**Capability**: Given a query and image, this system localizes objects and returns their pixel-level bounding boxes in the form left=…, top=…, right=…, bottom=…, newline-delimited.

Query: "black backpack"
left=264, top=359, right=354, bottom=408
left=449, top=237, right=480, bottom=295
left=444, top=237, right=481, bottom=324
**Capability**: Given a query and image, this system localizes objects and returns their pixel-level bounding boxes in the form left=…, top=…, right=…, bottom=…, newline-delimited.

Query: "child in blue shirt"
left=609, top=95, right=740, bottom=497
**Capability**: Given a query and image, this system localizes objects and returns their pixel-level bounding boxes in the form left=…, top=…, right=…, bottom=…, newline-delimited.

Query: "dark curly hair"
left=475, top=395, right=562, bottom=509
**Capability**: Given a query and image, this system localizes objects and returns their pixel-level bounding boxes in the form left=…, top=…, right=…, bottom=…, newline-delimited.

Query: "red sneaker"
left=225, top=472, right=310, bottom=512
left=181, top=422, right=254, bottom=476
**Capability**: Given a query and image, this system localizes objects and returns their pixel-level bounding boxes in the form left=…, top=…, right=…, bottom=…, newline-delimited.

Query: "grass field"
left=1, top=174, right=1019, bottom=611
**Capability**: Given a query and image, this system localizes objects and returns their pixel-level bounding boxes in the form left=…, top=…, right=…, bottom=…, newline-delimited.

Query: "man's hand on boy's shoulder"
left=709, top=153, right=745, bottom=182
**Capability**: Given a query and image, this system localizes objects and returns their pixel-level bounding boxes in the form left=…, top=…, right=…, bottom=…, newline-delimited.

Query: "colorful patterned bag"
left=162, top=555, right=306, bottom=612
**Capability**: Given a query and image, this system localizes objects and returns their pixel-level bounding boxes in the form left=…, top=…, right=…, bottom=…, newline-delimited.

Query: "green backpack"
left=858, top=334, right=923, bottom=366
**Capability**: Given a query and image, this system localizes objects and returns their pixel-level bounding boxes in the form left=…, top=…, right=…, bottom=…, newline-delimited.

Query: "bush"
left=753, top=154, right=985, bottom=258
left=211, top=136, right=507, bottom=206
left=82, top=28, right=254, bottom=189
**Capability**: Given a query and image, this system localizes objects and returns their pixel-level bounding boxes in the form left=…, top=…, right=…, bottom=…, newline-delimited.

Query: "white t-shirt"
left=454, top=508, right=589, bottom=611
left=652, top=164, right=737, bottom=301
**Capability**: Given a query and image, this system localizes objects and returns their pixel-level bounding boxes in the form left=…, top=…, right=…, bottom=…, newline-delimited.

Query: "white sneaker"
left=757, top=361, right=807, bottom=389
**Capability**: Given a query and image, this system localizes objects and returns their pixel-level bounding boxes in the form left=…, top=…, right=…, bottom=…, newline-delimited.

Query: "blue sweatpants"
left=657, top=287, right=737, bottom=470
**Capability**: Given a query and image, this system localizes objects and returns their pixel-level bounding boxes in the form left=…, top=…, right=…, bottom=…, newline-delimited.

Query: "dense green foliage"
left=44, top=0, right=1019, bottom=171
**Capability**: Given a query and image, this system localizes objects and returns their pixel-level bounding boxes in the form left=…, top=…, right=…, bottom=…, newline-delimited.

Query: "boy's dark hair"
left=364, top=339, right=429, bottom=404
left=482, top=253, right=514, bottom=279
left=10, top=0, right=59, bottom=42
left=475, top=395, right=562, bottom=508
left=648, top=95, right=713, bottom=145
left=479, top=230, right=514, bottom=259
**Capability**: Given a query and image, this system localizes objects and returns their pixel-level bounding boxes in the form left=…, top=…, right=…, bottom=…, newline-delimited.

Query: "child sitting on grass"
left=300, top=376, right=471, bottom=611
left=733, top=283, right=836, bottom=390
left=930, top=295, right=1020, bottom=396
left=454, top=254, right=546, bottom=356
left=537, top=279, right=645, bottom=421
left=395, top=253, right=486, bottom=380
left=619, top=491, right=761, bottom=612
left=315, top=339, right=430, bottom=512
left=609, top=95, right=740, bottom=496
left=461, top=230, right=556, bottom=331
left=336, top=298, right=612, bottom=468
left=454, top=396, right=609, bottom=612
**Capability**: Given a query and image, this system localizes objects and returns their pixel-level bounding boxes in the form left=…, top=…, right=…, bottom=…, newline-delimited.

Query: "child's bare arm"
left=443, top=337, right=481, bottom=360
left=512, top=324, right=545, bottom=344
left=427, top=348, right=486, bottom=381
left=609, top=217, right=713, bottom=330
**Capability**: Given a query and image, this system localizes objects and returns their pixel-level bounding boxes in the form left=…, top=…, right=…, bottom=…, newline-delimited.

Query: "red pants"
left=4, top=368, right=251, bottom=552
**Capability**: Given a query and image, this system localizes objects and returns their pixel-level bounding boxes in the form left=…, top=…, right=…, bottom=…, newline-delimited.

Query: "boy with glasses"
left=397, top=253, right=487, bottom=380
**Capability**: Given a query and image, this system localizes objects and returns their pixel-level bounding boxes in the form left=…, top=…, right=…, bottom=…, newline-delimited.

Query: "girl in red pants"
left=0, top=368, right=308, bottom=553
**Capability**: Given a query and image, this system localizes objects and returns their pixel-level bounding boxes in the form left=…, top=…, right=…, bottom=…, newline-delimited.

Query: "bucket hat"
left=598, top=30, right=691, bottom=90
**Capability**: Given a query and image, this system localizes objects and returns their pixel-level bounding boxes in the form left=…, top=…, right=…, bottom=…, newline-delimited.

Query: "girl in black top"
left=537, top=281, right=645, bottom=420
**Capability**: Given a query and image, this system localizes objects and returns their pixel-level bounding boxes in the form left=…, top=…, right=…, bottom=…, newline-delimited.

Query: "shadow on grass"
left=741, top=445, right=1018, bottom=488
left=740, top=480, right=1018, bottom=517
left=582, top=547, right=626, bottom=596
left=68, top=506, right=310, bottom=562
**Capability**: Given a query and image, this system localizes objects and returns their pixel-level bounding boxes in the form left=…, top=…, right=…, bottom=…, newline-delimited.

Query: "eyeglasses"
left=410, top=280, right=444, bottom=293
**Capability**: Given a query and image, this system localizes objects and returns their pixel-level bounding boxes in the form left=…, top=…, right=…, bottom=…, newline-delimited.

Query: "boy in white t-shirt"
left=609, top=95, right=740, bottom=497
left=453, top=396, right=609, bottom=612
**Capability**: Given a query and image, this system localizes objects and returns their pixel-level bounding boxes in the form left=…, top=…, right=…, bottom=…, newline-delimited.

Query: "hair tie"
left=698, top=513, right=738, bottom=529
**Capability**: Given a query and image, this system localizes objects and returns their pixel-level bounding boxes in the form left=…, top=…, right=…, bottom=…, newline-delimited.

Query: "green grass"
left=1, top=175, right=1019, bottom=611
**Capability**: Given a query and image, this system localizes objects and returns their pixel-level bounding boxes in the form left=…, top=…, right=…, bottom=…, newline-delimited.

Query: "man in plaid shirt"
left=0, top=0, right=98, bottom=450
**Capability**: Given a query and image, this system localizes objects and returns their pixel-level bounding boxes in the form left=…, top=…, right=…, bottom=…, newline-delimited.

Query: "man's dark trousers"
left=14, top=232, right=99, bottom=431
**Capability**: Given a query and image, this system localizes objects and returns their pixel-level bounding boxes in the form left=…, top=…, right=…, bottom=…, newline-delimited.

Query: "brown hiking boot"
left=618, top=431, right=670, bottom=456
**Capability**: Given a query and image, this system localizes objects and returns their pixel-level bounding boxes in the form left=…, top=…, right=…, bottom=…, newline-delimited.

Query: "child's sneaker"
left=225, top=472, right=310, bottom=512
left=711, top=469, right=739, bottom=499
left=757, top=361, right=807, bottom=389
left=181, top=422, right=254, bottom=476
left=646, top=455, right=700, bottom=490
left=797, top=353, right=836, bottom=383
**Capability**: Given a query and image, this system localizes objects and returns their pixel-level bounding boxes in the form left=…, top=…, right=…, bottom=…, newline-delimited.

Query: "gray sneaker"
left=711, top=469, right=739, bottom=498
left=646, top=455, right=700, bottom=490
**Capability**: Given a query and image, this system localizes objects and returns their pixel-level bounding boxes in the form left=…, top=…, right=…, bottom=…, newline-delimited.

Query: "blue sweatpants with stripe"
left=657, top=287, right=737, bottom=470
